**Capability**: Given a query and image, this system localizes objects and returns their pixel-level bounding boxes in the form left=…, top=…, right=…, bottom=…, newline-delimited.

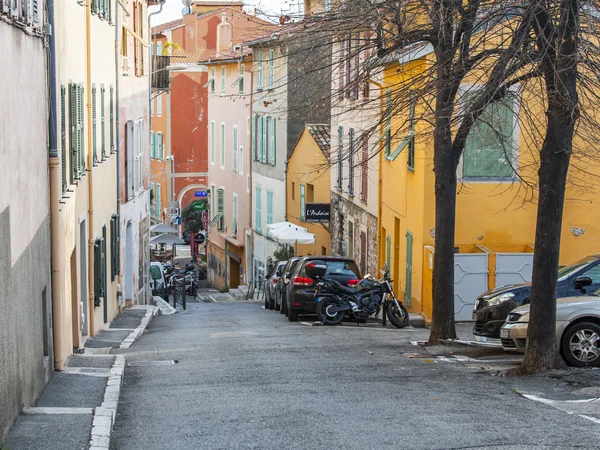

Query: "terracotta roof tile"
left=307, top=125, right=331, bottom=155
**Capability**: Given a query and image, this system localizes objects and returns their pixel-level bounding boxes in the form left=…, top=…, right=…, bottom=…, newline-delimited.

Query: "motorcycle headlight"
left=486, top=292, right=515, bottom=307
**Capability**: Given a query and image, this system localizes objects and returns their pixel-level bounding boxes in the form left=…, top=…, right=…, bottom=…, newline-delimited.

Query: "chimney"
left=216, top=13, right=231, bottom=54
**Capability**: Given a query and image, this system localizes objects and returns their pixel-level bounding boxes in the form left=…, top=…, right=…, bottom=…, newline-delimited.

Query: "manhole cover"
left=127, top=360, right=178, bottom=367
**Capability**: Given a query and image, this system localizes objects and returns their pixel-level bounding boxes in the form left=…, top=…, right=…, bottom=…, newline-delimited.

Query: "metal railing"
left=246, top=280, right=267, bottom=302
left=172, top=278, right=187, bottom=310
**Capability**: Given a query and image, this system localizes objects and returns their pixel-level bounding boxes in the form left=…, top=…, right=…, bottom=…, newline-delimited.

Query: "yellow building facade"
left=286, top=125, right=331, bottom=257
left=379, top=49, right=600, bottom=321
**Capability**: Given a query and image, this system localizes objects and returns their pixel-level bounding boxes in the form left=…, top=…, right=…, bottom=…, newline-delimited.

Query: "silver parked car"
left=501, top=292, right=600, bottom=367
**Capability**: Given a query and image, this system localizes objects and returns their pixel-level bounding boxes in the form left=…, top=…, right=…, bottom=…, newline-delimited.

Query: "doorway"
left=230, top=257, right=240, bottom=289
left=125, top=223, right=133, bottom=303
left=79, top=221, right=88, bottom=338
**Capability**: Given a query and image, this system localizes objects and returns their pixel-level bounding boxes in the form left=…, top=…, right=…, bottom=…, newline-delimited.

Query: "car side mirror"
left=575, top=276, right=593, bottom=290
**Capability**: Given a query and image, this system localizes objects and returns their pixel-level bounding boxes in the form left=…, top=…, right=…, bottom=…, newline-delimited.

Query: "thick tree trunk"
left=520, top=115, right=572, bottom=373
left=429, top=112, right=459, bottom=344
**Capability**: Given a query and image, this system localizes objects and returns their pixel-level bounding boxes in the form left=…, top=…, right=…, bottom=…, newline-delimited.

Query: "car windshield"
left=150, top=265, right=162, bottom=280
left=322, top=260, right=361, bottom=278
left=558, top=256, right=598, bottom=281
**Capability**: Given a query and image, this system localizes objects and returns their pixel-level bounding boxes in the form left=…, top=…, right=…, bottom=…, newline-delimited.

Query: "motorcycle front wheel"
left=386, top=300, right=409, bottom=329
left=318, top=298, right=346, bottom=326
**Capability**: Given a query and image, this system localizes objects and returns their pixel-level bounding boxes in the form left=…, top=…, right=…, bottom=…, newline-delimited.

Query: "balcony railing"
left=152, top=55, right=171, bottom=91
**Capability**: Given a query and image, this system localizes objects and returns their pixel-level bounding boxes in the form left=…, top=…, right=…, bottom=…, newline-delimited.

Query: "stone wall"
left=330, top=192, right=378, bottom=277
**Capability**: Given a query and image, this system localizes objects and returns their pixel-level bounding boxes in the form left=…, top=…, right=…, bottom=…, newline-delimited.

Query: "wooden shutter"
left=69, top=84, right=77, bottom=183
left=405, top=231, right=413, bottom=306
left=109, top=85, right=115, bottom=153
left=255, top=187, right=261, bottom=232
left=348, top=128, right=354, bottom=195
left=159, top=133, right=163, bottom=160
left=126, top=120, right=134, bottom=200
left=270, top=117, right=276, bottom=165
left=257, top=51, right=263, bottom=90
left=60, top=85, right=67, bottom=195
left=94, top=239, right=102, bottom=307
left=110, top=215, right=117, bottom=281
left=361, top=138, right=368, bottom=202
left=268, top=49, right=274, bottom=88
left=353, top=33, right=360, bottom=100
left=217, top=188, right=225, bottom=231
left=150, top=132, right=155, bottom=159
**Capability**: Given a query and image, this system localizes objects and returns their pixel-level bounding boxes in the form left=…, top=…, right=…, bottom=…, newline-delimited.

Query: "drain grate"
left=73, top=348, right=85, bottom=354
left=127, top=360, right=178, bottom=367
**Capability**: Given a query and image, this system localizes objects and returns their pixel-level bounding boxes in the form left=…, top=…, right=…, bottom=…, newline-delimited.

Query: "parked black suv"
left=473, top=254, right=600, bottom=338
left=286, top=256, right=362, bottom=322
left=277, top=257, right=303, bottom=316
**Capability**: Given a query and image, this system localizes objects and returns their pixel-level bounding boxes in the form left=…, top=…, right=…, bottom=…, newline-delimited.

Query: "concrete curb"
left=408, top=314, right=427, bottom=328
left=120, top=306, right=158, bottom=349
left=153, top=295, right=177, bottom=315
left=89, top=306, right=158, bottom=449
left=438, top=338, right=503, bottom=348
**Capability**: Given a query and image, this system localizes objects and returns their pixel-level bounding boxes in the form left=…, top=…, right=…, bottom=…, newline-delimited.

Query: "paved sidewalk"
left=3, top=306, right=157, bottom=450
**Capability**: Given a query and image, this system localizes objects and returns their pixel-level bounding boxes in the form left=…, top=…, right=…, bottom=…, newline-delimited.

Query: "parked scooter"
left=307, top=261, right=409, bottom=328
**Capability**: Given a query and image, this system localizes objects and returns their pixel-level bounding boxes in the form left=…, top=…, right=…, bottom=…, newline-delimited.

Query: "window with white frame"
left=220, top=123, right=226, bottom=168
left=210, top=67, right=216, bottom=93
left=126, top=119, right=144, bottom=200
left=266, top=191, right=273, bottom=226
left=232, top=126, right=239, bottom=174
left=255, top=186, right=262, bottom=233
left=269, top=117, right=276, bottom=165
left=217, top=188, right=225, bottom=232
left=157, top=93, right=162, bottom=116
left=157, top=132, right=163, bottom=160
left=238, top=69, right=244, bottom=94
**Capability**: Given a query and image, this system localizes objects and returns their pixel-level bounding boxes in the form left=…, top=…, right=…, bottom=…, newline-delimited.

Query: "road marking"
left=23, top=407, right=93, bottom=415
left=517, top=391, right=600, bottom=425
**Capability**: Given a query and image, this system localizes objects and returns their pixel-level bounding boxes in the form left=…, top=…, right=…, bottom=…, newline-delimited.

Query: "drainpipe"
left=47, top=0, right=67, bottom=368
left=114, top=0, right=122, bottom=309
left=85, top=0, right=96, bottom=335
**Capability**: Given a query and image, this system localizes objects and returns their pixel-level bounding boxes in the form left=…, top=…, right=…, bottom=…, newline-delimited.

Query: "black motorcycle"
left=308, top=262, right=409, bottom=328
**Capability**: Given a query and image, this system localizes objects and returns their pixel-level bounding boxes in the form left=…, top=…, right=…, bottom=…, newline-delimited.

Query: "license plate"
left=500, top=329, right=509, bottom=338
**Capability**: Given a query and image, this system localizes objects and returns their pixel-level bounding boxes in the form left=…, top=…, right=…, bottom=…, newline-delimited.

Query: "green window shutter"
left=150, top=132, right=155, bottom=159
left=108, top=0, right=112, bottom=24
left=210, top=122, right=215, bottom=163
left=266, top=191, right=273, bottom=225
left=232, top=126, right=238, bottom=173
left=464, top=93, right=515, bottom=178
left=69, top=83, right=77, bottom=182
left=109, top=85, right=115, bottom=153
left=94, top=239, right=102, bottom=307
left=100, top=84, right=105, bottom=159
left=257, top=51, right=263, bottom=90
left=232, top=195, right=238, bottom=236
left=405, top=231, right=413, bottom=306
left=150, top=182, right=155, bottom=216
left=159, top=133, right=163, bottom=160
left=110, top=215, right=117, bottom=281
left=268, top=49, right=274, bottom=88
left=157, top=184, right=161, bottom=220
left=78, top=83, right=85, bottom=176
left=262, top=116, right=267, bottom=163
left=270, top=117, right=276, bottom=165
left=92, top=84, right=97, bottom=165
left=220, top=124, right=225, bottom=167
left=60, top=85, right=67, bottom=195
left=255, top=187, right=262, bottom=232
left=385, top=88, right=392, bottom=156
left=251, top=115, right=256, bottom=161
left=300, top=184, right=305, bottom=221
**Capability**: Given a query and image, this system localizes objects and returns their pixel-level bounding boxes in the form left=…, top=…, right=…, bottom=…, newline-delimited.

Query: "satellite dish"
left=181, top=6, right=192, bottom=16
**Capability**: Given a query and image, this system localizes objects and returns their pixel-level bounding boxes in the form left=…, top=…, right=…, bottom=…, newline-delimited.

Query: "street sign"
left=195, top=191, right=208, bottom=198
left=193, top=202, right=208, bottom=211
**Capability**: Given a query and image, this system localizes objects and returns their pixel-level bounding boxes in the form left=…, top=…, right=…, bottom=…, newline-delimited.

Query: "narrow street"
left=110, top=301, right=600, bottom=450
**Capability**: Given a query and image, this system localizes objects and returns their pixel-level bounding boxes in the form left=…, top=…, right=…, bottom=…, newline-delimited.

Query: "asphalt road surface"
left=110, top=301, right=600, bottom=450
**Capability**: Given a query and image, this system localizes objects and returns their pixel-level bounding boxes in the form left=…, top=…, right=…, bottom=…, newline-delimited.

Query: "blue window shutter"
left=266, top=191, right=273, bottom=225
left=251, top=115, right=257, bottom=161
left=157, top=185, right=161, bottom=220
left=151, top=132, right=155, bottom=159
left=270, top=117, right=276, bottom=165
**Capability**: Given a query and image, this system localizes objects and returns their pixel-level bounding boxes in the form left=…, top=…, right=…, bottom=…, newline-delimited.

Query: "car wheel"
left=279, top=298, right=285, bottom=314
left=561, top=322, right=600, bottom=367
left=264, top=295, right=269, bottom=310
left=268, top=292, right=275, bottom=310
left=288, top=308, right=298, bottom=322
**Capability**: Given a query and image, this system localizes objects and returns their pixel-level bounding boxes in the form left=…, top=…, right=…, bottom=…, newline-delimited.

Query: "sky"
left=150, top=0, right=302, bottom=26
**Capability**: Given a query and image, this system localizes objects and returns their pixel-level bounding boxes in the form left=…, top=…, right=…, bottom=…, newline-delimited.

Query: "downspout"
left=48, top=0, right=67, bottom=368
left=115, top=0, right=121, bottom=310
left=86, top=0, right=96, bottom=335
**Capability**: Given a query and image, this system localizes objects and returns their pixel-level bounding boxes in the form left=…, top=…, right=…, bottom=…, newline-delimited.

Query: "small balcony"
left=152, top=55, right=171, bottom=91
